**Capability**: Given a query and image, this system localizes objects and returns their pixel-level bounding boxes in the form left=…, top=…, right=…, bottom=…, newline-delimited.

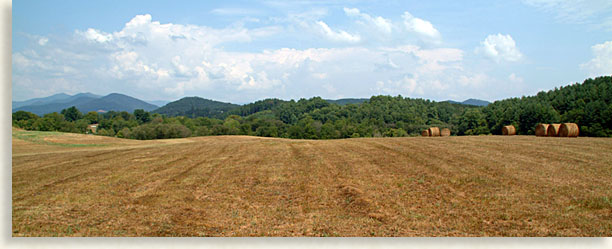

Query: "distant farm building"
left=87, top=124, right=98, bottom=134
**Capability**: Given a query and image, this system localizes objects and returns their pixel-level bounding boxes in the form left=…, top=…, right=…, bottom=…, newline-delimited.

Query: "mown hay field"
left=12, top=129, right=612, bottom=236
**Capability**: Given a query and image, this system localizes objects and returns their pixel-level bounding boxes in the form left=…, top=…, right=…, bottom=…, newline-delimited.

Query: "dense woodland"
left=12, top=76, right=612, bottom=139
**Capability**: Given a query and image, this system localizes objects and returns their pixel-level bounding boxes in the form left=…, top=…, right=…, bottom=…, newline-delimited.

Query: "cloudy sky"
left=12, top=0, right=612, bottom=103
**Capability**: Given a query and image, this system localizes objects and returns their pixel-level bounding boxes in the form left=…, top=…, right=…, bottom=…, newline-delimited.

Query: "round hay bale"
left=440, top=128, right=451, bottom=137
left=535, top=123, right=549, bottom=137
left=546, top=123, right=561, bottom=137
left=502, top=125, right=516, bottom=135
left=421, top=130, right=430, bottom=137
left=559, top=123, right=579, bottom=137
left=428, top=127, right=440, bottom=137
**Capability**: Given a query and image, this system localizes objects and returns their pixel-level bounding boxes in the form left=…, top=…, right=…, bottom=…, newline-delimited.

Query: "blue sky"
left=12, top=0, right=612, bottom=103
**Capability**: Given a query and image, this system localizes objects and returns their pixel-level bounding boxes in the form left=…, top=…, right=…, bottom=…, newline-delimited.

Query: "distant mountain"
left=146, top=100, right=171, bottom=107
left=443, top=98, right=490, bottom=107
left=325, top=98, right=368, bottom=105
left=12, top=93, right=71, bottom=109
left=14, top=95, right=100, bottom=115
left=153, top=97, right=239, bottom=118
left=54, top=93, right=101, bottom=104
left=461, top=98, right=490, bottom=106
left=12, top=93, right=157, bottom=115
left=76, top=93, right=158, bottom=113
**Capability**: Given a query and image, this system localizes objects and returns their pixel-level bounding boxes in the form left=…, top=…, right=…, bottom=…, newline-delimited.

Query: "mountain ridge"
left=153, top=96, right=239, bottom=118
left=443, top=98, right=490, bottom=106
left=13, top=93, right=157, bottom=115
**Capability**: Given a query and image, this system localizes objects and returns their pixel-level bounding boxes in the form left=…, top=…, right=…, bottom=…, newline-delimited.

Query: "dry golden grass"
left=12, top=129, right=612, bottom=236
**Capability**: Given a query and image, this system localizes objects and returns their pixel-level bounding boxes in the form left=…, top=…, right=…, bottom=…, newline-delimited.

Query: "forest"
left=12, top=76, right=612, bottom=139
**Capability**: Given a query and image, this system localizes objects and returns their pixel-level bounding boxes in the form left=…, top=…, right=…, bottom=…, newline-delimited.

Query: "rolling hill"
left=325, top=98, right=369, bottom=105
left=444, top=98, right=490, bottom=106
left=12, top=93, right=102, bottom=109
left=153, top=96, right=240, bottom=118
left=13, top=93, right=157, bottom=115
left=76, top=93, right=158, bottom=113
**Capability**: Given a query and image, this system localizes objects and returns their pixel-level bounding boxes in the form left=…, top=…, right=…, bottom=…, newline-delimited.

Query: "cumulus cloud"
left=13, top=13, right=495, bottom=102
left=315, top=21, right=361, bottom=43
left=344, top=7, right=393, bottom=34
left=38, top=37, right=48, bottom=46
left=476, top=34, right=523, bottom=62
left=581, top=41, right=612, bottom=77
left=79, top=28, right=113, bottom=43
left=402, top=11, right=440, bottom=40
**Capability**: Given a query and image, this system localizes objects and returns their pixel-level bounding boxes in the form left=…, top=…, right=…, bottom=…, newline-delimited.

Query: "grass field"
left=12, top=128, right=612, bottom=236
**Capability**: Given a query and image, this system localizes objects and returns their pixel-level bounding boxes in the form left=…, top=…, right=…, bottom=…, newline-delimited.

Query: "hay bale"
left=502, top=125, right=516, bottom=135
left=546, top=123, right=561, bottom=137
left=428, top=127, right=440, bottom=137
left=535, top=123, right=549, bottom=137
left=440, top=128, right=451, bottom=137
left=559, top=123, right=579, bottom=137
left=421, top=130, right=430, bottom=137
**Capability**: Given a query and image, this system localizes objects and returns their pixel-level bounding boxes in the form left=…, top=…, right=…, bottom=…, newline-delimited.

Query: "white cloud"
left=402, top=11, right=440, bottom=40
left=414, top=48, right=464, bottom=63
left=476, top=34, right=523, bottom=62
left=38, top=37, right=48, bottom=46
left=79, top=28, right=113, bottom=43
left=13, top=13, right=501, bottom=102
left=459, top=74, right=490, bottom=87
left=375, top=76, right=425, bottom=95
left=210, top=8, right=262, bottom=16
left=344, top=7, right=393, bottom=34
left=581, top=41, right=612, bottom=77
left=315, top=21, right=361, bottom=43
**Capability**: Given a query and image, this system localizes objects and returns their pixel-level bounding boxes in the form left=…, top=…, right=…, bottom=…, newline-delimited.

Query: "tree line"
left=12, top=76, right=612, bottom=139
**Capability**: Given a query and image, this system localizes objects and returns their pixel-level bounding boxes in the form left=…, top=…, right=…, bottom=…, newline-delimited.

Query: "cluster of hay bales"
left=502, top=125, right=516, bottom=135
left=421, top=127, right=451, bottom=137
left=504, top=123, right=579, bottom=137
left=535, top=123, right=579, bottom=137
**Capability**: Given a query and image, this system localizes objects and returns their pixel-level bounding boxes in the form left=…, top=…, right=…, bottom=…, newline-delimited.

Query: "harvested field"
left=12, top=129, right=612, bottom=236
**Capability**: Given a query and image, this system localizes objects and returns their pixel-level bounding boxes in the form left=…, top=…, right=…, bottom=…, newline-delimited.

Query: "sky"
left=11, top=0, right=612, bottom=104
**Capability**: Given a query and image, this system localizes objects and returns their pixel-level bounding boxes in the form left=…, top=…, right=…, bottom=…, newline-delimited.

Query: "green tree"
left=61, top=106, right=83, bottom=122
left=133, top=109, right=151, bottom=124
left=84, top=111, right=100, bottom=124
left=455, top=108, right=489, bottom=135
left=223, top=115, right=241, bottom=135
